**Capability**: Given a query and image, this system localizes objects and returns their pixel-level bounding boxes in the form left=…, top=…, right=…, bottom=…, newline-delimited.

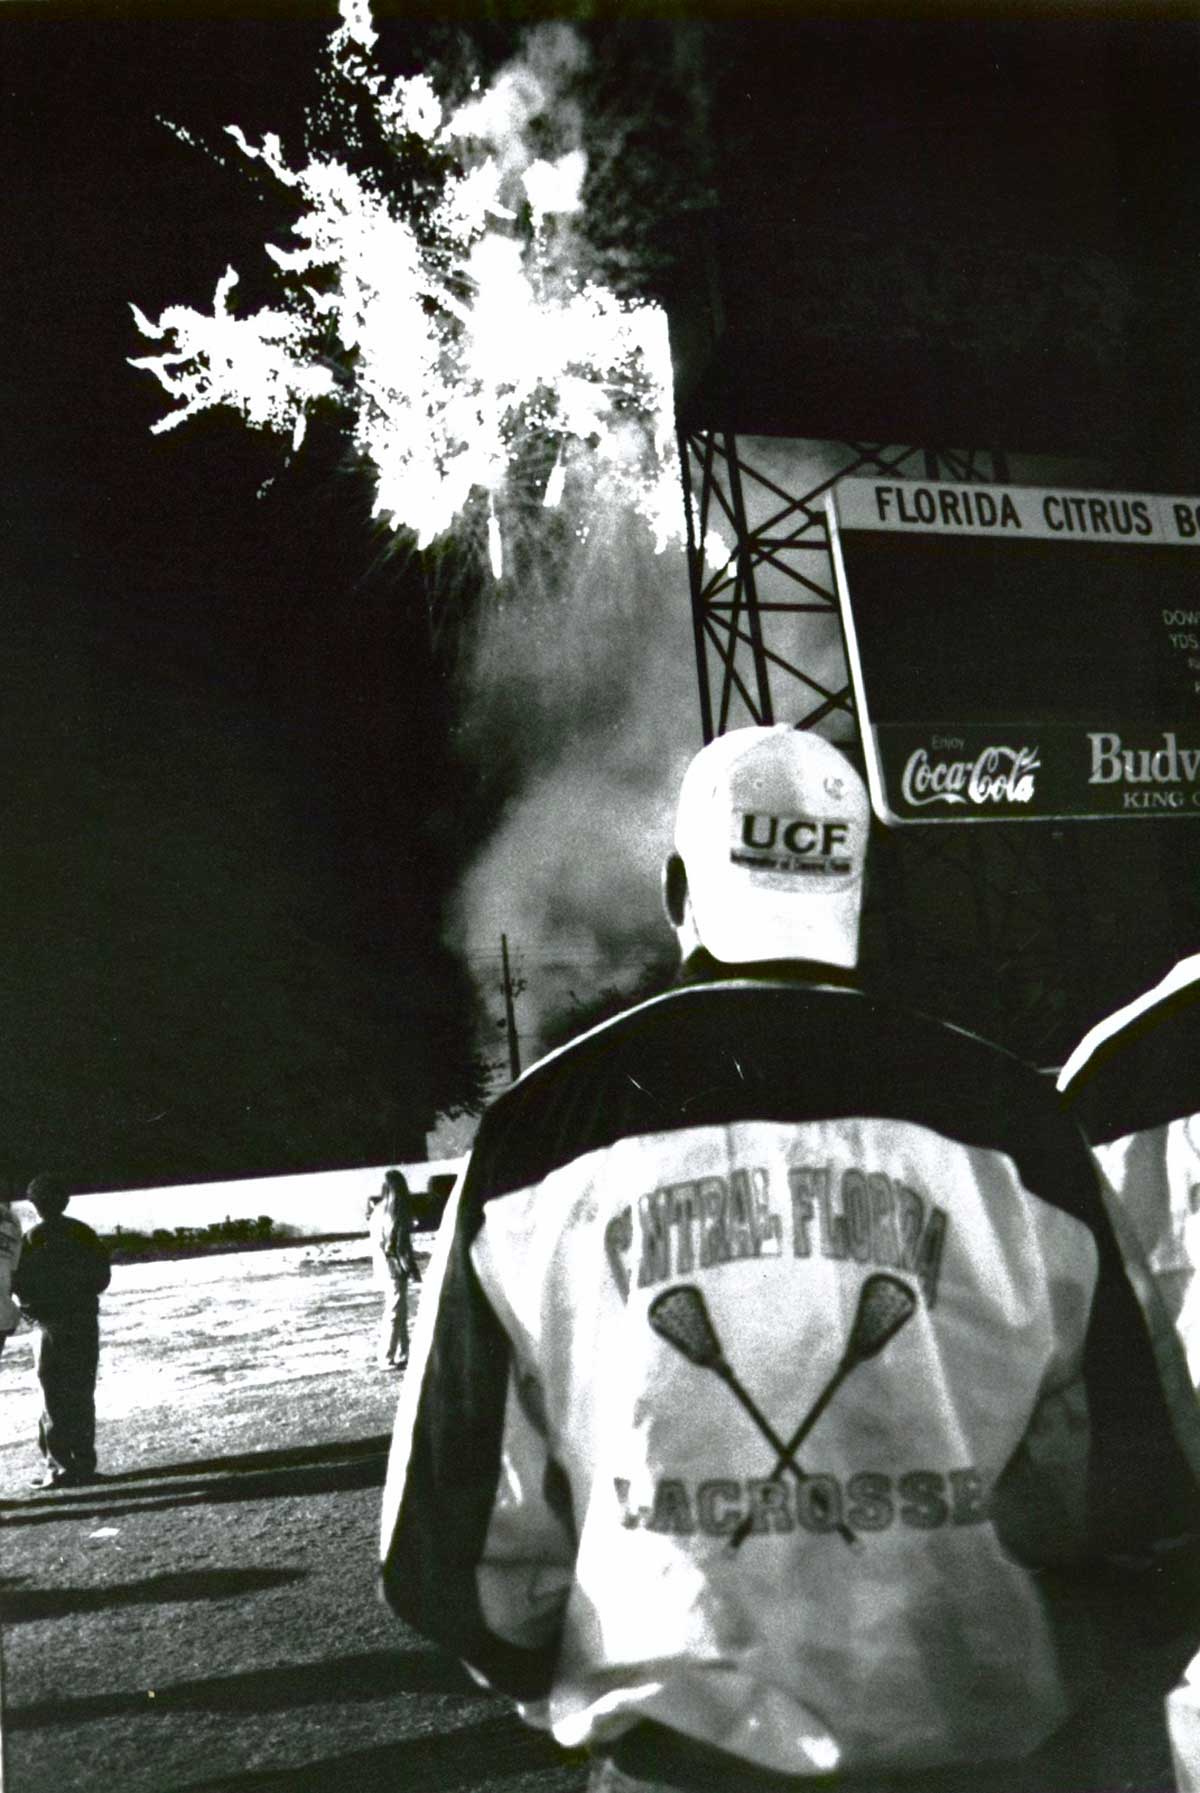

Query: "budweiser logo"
left=900, top=745, right=1040, bottom=809
left=1087, top=731, right=1200, bottom=785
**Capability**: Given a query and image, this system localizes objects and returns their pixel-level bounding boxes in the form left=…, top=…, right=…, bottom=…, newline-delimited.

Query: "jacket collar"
left=676, top=949, right=862, bottom=991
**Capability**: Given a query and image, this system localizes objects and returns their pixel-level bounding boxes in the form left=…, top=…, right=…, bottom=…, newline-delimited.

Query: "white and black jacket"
left=1059, top=953, right=1200, bottom=1394
left=382, top=968, right=1200, bottom=1781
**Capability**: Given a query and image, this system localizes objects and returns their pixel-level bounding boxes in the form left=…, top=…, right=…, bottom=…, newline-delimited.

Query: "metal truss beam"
left=678, top=434, right=1010, bottom=743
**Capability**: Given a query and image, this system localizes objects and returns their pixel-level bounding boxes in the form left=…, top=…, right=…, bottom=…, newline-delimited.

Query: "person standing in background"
left=14, top=1173, right=111, bottom=1488
left=0, top=1188, right=22, bottom=1356
left=369, top=1168, right=421, bottom=1371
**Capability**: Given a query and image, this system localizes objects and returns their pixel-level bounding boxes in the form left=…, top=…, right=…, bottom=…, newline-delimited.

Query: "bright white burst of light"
left=129, top=0, right=695, bottom=580
left=129, top=268, right=337, bottom=450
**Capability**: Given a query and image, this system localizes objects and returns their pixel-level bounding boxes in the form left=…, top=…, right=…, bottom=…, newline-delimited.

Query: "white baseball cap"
left=674, top=726, right=870, bottom=968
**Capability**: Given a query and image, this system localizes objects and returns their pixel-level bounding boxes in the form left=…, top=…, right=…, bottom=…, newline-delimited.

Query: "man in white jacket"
left=382, top=726, right=1200, bottom=1793
left=1058, top=952, right=1200, bottom=1391
left=1058, top=954, right=1200, bottom=1793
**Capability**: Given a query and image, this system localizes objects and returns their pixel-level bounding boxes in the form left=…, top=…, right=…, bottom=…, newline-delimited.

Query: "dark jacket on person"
left=14, top=1215, right=111, bottom=1325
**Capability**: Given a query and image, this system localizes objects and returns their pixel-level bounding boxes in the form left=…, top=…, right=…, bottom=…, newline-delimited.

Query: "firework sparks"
left=129, top=1, right=702, bottom=580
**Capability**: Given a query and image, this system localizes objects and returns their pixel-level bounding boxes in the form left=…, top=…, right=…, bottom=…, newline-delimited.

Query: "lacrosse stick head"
left=649, top=1285, right=725, bottom=1370
left=843, top=1273, right=917, bottom=1366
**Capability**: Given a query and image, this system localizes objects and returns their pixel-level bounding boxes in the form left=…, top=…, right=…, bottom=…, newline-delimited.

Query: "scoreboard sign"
left=826, top=478, right=1200, bottom=824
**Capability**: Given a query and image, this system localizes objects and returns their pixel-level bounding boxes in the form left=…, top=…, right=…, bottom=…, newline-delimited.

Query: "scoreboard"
left=827, top=478, right=1200, bottom=824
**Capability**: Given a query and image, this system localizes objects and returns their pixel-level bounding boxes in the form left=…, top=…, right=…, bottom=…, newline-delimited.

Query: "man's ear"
left=662, top=852, right=689, bottom=928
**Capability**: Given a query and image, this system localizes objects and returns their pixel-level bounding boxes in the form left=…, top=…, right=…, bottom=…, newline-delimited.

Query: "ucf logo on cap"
left=733, top=811, right=855, bottom=877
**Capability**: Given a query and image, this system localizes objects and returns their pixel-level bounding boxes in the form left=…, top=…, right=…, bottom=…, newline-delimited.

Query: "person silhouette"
left=14, top=1174, right=111, bottom=1488
left=369, top=1169, right=421, bottom=1370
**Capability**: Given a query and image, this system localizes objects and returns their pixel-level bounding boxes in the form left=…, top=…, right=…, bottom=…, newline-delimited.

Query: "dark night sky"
left=3, top=3, right=1200, bottom=1189
left=0, top=7, right=493, bottom=1191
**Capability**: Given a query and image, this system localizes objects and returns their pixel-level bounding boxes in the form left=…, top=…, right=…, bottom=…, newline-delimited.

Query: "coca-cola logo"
left=900, top=745, right=1040, bottom=809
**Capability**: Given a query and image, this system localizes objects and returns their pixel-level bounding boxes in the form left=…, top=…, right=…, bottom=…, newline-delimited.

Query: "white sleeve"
left=474, top=1363, right=576, bottom=1652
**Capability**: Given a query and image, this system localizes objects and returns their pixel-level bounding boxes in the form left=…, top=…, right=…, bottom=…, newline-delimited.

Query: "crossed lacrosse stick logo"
left=648, top=1273, right=917, bottom=1550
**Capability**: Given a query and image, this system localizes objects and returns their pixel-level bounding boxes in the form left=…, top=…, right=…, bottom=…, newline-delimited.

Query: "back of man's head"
left=670, top=726, right=870, bottom=969
left=26, top=1173, right=71, bottom=1219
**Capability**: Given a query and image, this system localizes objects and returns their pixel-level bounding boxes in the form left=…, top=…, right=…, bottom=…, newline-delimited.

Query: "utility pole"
left=500, top=933, right=522, bottom=1081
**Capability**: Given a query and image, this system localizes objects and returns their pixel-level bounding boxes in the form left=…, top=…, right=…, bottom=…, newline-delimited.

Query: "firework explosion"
left=129, top=0, right=692, bottom=581
left=128, top=0, right=737, bottom=1108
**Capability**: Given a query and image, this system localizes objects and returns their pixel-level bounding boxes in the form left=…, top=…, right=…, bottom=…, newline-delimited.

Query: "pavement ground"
left=0, top=1240, right=588, bottom=1793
